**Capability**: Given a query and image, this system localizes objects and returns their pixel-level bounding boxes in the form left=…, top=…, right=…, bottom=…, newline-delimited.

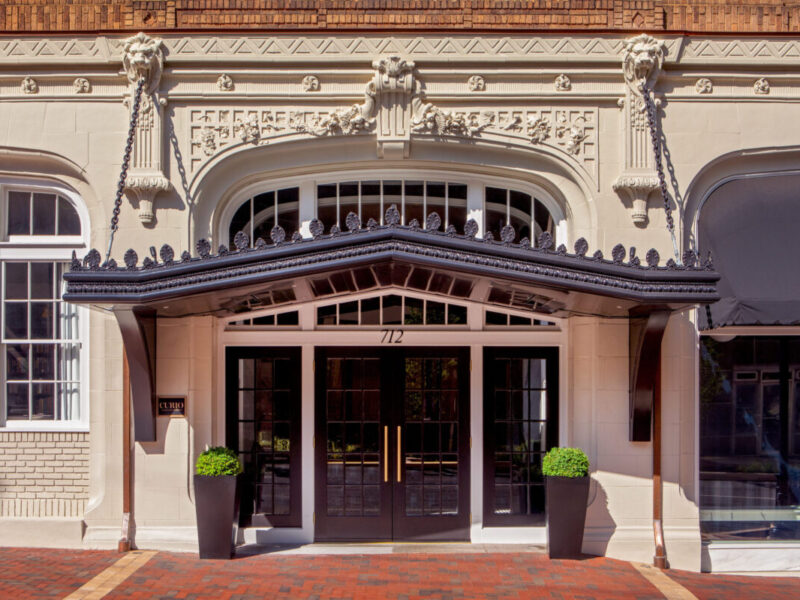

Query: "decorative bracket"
left=115, top=307, right=157, bottom=443
left=122, top=32, right=171, bottom=225
left=614, top=34, right=666, bottom=227
left=629, top=310, right=670, bottom=442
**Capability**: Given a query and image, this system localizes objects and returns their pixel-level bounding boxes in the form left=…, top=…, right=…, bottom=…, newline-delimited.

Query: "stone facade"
left=0, top=9, right=798, bottom=572
left=0, top=432, right=89, bottom=517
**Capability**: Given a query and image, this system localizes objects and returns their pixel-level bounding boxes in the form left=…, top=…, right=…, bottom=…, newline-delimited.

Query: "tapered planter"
left=194, top=474, right=240, bottom=559
left=545, top=475, right=590, bottom=559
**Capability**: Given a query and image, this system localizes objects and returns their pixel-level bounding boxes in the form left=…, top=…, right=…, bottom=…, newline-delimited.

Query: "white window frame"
left=217, top=169, right=567, bottom=249
left=0, top=178, right=90, bottom=432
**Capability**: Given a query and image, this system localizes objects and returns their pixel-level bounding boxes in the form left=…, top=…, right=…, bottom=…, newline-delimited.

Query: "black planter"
left=194, top=474, right=240, bottom=559
left=545, top=475, right=590, bottom=559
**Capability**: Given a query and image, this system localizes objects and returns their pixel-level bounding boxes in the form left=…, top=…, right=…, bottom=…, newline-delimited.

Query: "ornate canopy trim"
left=64, top=206, right=719, bottom=317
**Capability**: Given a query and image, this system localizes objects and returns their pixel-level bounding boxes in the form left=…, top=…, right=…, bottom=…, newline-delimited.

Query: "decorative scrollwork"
left=464, top=219, right=479, bottom=239
left=196, top=238, right=212, bottom=258
left=500, top=225, right=516, bottom=244
left=574, top=238, right=589, bottom=257
left=537, top=231, right=554, bottom=250
left=270, top=225, right=286, bottom=244
left=124, top=249, right=138, bottom=269
left=309, top=219, right=324, bottom=239
left=345, top=212, right=361, bottom=232
left=159, top=244, right=174, bottom=264
left=385, top=204, right=401, bottom=226
left=612, top=244, right=626, bottom=264
left=233, top=231, right=250, bottom=251
left=426, top=212, right=442, bottom=231
left=646, top=248, right=660, bottom=268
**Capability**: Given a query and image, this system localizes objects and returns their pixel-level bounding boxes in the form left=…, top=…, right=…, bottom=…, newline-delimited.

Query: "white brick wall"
left=0, top=432, right=89, bottom=518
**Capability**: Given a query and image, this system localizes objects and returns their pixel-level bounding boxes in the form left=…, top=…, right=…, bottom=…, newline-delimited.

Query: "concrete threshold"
left=235, top=542, right=547, bottom=556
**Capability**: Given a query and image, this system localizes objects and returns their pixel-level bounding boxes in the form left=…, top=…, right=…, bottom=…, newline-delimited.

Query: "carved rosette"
left=125, top=174, right=171, bottom=224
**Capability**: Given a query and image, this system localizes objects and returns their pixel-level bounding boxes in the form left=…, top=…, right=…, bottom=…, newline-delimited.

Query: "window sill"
left=0, top=422, right=89, bottom=433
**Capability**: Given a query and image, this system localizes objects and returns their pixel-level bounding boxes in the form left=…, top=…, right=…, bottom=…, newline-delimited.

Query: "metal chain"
left=105, top=77, right=146, bottom=263
left=639, top=81, right=681, bottom=263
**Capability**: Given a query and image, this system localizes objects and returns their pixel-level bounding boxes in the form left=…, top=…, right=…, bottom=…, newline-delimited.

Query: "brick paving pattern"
left=0, top=1, right=798, bottom=34
left=0, top=548, right=118, bottom=600
left=2, top=547, right=800, bottom=599
left=668, top=569, right=800, bottom=600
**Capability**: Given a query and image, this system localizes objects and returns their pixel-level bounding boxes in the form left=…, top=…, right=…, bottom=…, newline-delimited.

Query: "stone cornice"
left=1, top=35, right=800, bottom=67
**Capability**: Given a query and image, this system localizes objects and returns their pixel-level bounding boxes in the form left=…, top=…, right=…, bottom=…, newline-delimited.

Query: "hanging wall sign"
left=157, top=397, right=186, bottom=417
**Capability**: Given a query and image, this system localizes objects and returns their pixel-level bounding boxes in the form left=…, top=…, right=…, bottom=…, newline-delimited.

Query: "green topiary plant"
left=195, top=446, right=243, bottom=476
left=542, top=447, right=589, bottom=478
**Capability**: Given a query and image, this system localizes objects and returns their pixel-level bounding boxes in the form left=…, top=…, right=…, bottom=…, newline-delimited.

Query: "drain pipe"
left=118, top=348, right=132, bottom=553
left=652, top=357, right=668, bottom=569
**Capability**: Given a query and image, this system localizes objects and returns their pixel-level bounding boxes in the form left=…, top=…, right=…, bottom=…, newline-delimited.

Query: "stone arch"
left=187, top=135, right=598, bottom=247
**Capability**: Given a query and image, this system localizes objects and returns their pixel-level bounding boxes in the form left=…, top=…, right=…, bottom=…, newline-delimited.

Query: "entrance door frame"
left=314, top=346, right=471, bottom=541
left=216, top=301, right=568, bottom=545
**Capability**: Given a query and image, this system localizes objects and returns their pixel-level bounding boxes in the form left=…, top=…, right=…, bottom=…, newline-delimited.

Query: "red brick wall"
left=0, top=1, right=797, bottom=34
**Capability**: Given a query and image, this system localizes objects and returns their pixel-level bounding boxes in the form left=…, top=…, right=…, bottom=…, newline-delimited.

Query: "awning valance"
left=698, top=173, right=800, bottom=329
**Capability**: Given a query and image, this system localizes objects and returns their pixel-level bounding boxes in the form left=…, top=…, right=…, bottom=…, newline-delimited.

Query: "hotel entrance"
left=314, top=347, right=471, bottom=541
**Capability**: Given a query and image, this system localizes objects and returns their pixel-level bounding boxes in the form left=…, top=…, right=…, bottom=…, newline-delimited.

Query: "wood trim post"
left=653, top=358, right=667, bottom=569
left=118, top=347, right=132, bottom=553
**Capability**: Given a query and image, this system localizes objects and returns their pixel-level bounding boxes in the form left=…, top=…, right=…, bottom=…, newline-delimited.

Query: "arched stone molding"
left=682, top=145, right=800, bottom=251
left=186, top=136, right=597, bottom=251
left=0, top=146, right=99, bottom=239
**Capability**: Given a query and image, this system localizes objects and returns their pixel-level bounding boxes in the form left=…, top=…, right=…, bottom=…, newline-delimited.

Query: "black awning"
left=64, top=214, right=718, bottom=318
left=698, top=174, right=800, bottom=328
left=63, top=209, right=719, bottom=444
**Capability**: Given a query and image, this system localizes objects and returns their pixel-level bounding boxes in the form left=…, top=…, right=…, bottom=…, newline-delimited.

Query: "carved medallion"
left=217, top=73, right=234, bottom=92
left=21, top=76, right=38, bottom=94
left=554, top=74, right=571, bottom=91
left=73, top=77, right=91, bottom=94
left=468, top=75, right=486, bottom=92
left=695, top=78, right=712, bottom=94
left=302, top=75, right=320, bottom=92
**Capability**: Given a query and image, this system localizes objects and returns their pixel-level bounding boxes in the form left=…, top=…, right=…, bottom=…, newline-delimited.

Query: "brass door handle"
left=397, top=426, right=402, bottom=482
left=384, top=426, right=388, bottom=482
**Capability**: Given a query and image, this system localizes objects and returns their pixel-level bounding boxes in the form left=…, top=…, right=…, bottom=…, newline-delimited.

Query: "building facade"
left=0, top=1, right=798, bottom=574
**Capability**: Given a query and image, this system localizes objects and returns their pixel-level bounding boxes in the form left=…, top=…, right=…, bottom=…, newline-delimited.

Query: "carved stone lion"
left=622, top=34, right=666, bottom=93
left=122, top=32, right=164, bottom=94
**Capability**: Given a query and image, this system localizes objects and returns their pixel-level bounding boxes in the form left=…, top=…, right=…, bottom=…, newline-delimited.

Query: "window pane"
left=405, top=181, right=424, bottom=226
left=252, top=192, right=275, bottom=244
left=32, top=344, right=55, bottom=380
left=383, top=180, right=402, bottom=213
left=5, top=263, right=28, bottom=299
left=57, top=197, right=81, bottom=235
left=277, top=187, right=300, bottom=237
left=6, top=383, right=29, bottom=419
left=6, top=344, right=29, bottom=379
left=361, top=181, right=381, bottom=225
left=30, top=302, right=54, bottom=339
left=5, top=303, right=28, bottom=338
left=700, top=336, right=800, bottom=541
left=338, top=182, right=359, bottom=228
left=30, top=263, right=54, bottom=299
left=448, top=183, right=467, bottom=230
left=32, top=193, right=56, bottom=235
left=229, top=199, right=251, bottom=249
left=31, top=383, right=54, bottom=419
left=7, top=191, right=30, bottom=235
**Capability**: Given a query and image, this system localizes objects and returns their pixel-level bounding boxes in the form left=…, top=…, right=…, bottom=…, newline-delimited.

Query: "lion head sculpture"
left=622, top=34, right=666, bottom=92
left=122, top=32, right=164, bottom=94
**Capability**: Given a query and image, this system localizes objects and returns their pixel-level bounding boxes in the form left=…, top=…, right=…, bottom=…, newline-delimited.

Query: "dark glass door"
left=226, top=347, right=302, bottom=527
left=315, top=347, right=470, bottom=541
left=483, top=347, right=559, bottom=526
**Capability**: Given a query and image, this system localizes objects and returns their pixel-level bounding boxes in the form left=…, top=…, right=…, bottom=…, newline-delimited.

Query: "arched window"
left=484, top=187, right=554, bottom=245
left=0, top=182, right=87, bottom=428
left=228, top=187, right=299, bottom=249
left=223, top=174, right=563, bottom=247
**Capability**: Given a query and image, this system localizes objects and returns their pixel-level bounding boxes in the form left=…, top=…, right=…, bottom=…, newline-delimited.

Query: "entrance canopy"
left=64, top=209, right=719, bottom=443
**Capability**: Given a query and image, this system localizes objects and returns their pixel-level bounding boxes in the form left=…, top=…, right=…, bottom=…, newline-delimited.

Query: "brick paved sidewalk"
left=0, top=547, right=798, bottom=599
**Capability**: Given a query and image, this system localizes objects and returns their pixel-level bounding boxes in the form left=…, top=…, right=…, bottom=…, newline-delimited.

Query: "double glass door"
left=314, top=347, right=470, bottom=541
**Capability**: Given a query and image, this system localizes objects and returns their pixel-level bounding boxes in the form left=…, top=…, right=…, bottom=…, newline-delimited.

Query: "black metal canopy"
left=63, top=207, right=719, bottom=443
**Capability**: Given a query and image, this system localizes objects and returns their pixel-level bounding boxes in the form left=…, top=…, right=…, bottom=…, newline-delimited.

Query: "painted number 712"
left=380, top=329, right=404, bottom=343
